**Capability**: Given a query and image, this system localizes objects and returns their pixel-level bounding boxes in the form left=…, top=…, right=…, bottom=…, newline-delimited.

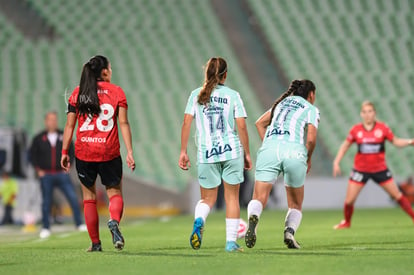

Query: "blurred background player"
left=0, top=172, right=18, bottom=225
left=30, top=111, right=85, bottom=238
left=245, top=80, right=319, bottom=249
left=179, top=57, right=252, bottom=252
left=61, top=55, right=135, bottom=252
left=333, top=101, right=414, bottom=229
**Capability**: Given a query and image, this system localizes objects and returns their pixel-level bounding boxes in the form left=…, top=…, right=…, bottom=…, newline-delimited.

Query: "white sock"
left=226, top=218, right=239, bottom=242
left=194, top=200, right=210, bottom=223
left=284, top=208, right=302, bottom=232
left=247, top=199, right=263, bottom=219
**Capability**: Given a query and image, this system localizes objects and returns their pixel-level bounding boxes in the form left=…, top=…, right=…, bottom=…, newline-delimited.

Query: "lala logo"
left=357, top=131, right=363, bottom=139
left=374, top=129, right=383, bottom=138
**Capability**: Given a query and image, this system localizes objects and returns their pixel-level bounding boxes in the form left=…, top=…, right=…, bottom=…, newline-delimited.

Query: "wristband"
left=62, top=149, right=68, bottom=155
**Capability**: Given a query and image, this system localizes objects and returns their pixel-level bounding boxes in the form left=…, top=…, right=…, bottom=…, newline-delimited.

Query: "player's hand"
left=37, top=169, right=46, bottom=178
left=179, top=152, right=191, bottom=170
left=60, top=155, right=70, bottom=172
left=306, top=159, right=312, bottom=174
left=126, top=151, right=135, bottom=171
left=333, top=162, right=341, bottom=177
left=244, top=153, right=252, bottom=171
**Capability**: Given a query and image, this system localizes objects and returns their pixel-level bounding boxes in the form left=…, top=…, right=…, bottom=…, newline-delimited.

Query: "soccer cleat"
left=284, top=227, right=301, bottom=249
left=245, top=215, right=259, bottom=248
left=333, top=220, right=351, bottom=230
left=225, top=241, right=244, bottom=252
left=107, top=219, right=125, bottom=250
left=190, top=217, right=204, bottom=250
left=87, top=242, right=102, bottom=252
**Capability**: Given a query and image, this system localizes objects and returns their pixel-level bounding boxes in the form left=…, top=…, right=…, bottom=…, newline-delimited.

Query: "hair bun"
left=289, top=80, right=302, bottom=90
left=88, top=58, right=98, bottom=70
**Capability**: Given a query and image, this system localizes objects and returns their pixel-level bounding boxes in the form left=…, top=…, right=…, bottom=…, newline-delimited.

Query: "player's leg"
left=334, top=170, right=367, bottom=229
left=380, top=179, right=414, bottom=222
left=75, top=158, right=101, bottom=251
left=222, top=157, right=244, bottom=252
left=39, top=175, right=53, bottom=238
left=190, top=162, right=220, bottom=250
left=222, top=182, right=243, bottom=252
left=56, top=173, right=84, bottom=229
left=283, top=157, right=307, bottom=249
left=244, top=181, right=272, bottom=248
left=246, top=145, right=279, bottom=248
left=99, top=156, right=125, bottom=250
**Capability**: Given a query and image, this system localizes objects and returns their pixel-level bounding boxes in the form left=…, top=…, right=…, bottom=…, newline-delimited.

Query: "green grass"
left=0, top=208, right=413, bottom=275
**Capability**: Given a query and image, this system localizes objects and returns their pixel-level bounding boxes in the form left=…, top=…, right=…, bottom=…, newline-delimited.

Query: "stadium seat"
left=247, top=0, right=414, bottom=176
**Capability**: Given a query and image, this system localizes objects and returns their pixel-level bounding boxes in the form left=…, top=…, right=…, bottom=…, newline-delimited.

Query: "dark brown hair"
left=77, top=55, right=109, bottom=116
left=268, top=79, right=316, bottom=124
left=197, top=57, right=227, bottom=105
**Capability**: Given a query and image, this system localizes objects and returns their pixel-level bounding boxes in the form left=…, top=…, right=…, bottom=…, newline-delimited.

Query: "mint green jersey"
left=263, top=96, right=320, bottom=146
left=184, top=84, right=247, bottom=163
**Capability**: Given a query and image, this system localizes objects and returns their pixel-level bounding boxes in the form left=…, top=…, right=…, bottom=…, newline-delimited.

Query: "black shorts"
left=75, top=156, right=123, bottom=188
left=349, top=169, right=393, bottom=185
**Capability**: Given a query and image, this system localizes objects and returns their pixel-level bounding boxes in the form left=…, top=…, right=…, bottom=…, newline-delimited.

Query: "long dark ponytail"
left=77, top=55, right=109, bottom=117
left=268, top=79, right=315, bottom=125
left=197, top=57, right=227, bottom=105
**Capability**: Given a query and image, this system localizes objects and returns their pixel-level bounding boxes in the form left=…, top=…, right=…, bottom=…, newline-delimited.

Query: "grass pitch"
left=0, top=208, right=413, bottom=275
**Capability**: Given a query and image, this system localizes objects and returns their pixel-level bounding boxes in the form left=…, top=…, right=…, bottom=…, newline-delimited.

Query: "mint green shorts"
left=255, top=141, right=307, bottom=188
left=197, top=157, right=244, bottom=189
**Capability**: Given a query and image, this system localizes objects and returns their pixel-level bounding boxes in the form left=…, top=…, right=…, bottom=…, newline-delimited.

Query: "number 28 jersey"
left=184, top=84, right=247, bottom=164
left=68, top=81, right=128, bottom=162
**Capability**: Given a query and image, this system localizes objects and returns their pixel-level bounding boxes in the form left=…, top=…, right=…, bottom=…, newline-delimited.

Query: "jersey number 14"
left=79, top=104, right=114, bottom=132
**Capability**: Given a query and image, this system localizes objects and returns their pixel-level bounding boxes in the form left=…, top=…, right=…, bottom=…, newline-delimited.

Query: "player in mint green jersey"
left=179, top=57, right=252, bottom=252
left=245, top=79, right=319, bottom=250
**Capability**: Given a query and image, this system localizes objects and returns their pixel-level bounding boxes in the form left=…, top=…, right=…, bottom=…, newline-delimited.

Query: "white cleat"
left=284, top=227, right=301, bottom=249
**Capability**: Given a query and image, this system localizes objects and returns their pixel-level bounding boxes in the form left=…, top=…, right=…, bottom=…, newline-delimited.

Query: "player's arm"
left=61, top=112, right=77, bottom=172
left=306, top=124, right=318, bottom=174
left=391, top=137, right=414, bottom=148
left=119, top=106, right=135, bottom=171
left=236, top=117, right=252, bottom=170
left=255, top=110, right=271, bottom=141
left=332, top=139, right=352, bottom=177
left=179, top=114, right=193, bottom=170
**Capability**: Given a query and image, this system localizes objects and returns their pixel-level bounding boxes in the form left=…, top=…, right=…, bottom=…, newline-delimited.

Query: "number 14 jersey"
left=185, top=84, right=247, bottom=164
left=68, top=81, right=128, bottom=162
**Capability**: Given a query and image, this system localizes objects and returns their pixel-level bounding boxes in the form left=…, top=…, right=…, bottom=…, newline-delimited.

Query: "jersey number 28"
left=79, top=104, right=114, bottom=132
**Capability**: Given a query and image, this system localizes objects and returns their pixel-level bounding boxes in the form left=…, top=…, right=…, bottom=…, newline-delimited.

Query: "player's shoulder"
left=188, top=87, right=202, bottom=99
left=375, top=121, right=391, bottom=129
left=220, top=85, right=239, bottom=96
left=100, top=81, right=124, bottom=93
left=351, top=123, right=364, bottom=131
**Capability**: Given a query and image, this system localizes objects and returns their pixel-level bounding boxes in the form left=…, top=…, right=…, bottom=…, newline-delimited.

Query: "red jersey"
left=68, top=81, right=128, bottom=162
left=346, top=121, right=394, bottom=172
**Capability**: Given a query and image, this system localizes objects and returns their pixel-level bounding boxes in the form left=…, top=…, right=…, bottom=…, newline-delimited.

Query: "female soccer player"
left=245, top=79, right=319, bottom=249
left=179, top=57, right=252, bottom=252
left=61, top=55, right=135, bottom=251
left=333, top=101, right=414, bottom=229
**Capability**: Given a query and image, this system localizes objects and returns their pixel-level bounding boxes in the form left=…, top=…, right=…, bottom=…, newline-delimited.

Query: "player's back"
left=69, top=81, right=128, bottom=162
left=264, top=96, right=319, bottom=145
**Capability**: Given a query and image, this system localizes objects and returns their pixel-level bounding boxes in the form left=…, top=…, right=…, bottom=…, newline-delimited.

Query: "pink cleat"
left=333, top=220, right=351, bottom=229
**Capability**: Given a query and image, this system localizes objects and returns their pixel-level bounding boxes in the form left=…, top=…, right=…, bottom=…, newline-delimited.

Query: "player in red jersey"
left=333, top=101, right=414, bottom=229
left=60, top=55, right=135, bottom=251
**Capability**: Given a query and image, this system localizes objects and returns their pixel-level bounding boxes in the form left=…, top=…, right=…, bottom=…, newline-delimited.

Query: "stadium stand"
left=0, top=0, right=264, bottom=190
left=247, top=0, right=414, bottom=177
